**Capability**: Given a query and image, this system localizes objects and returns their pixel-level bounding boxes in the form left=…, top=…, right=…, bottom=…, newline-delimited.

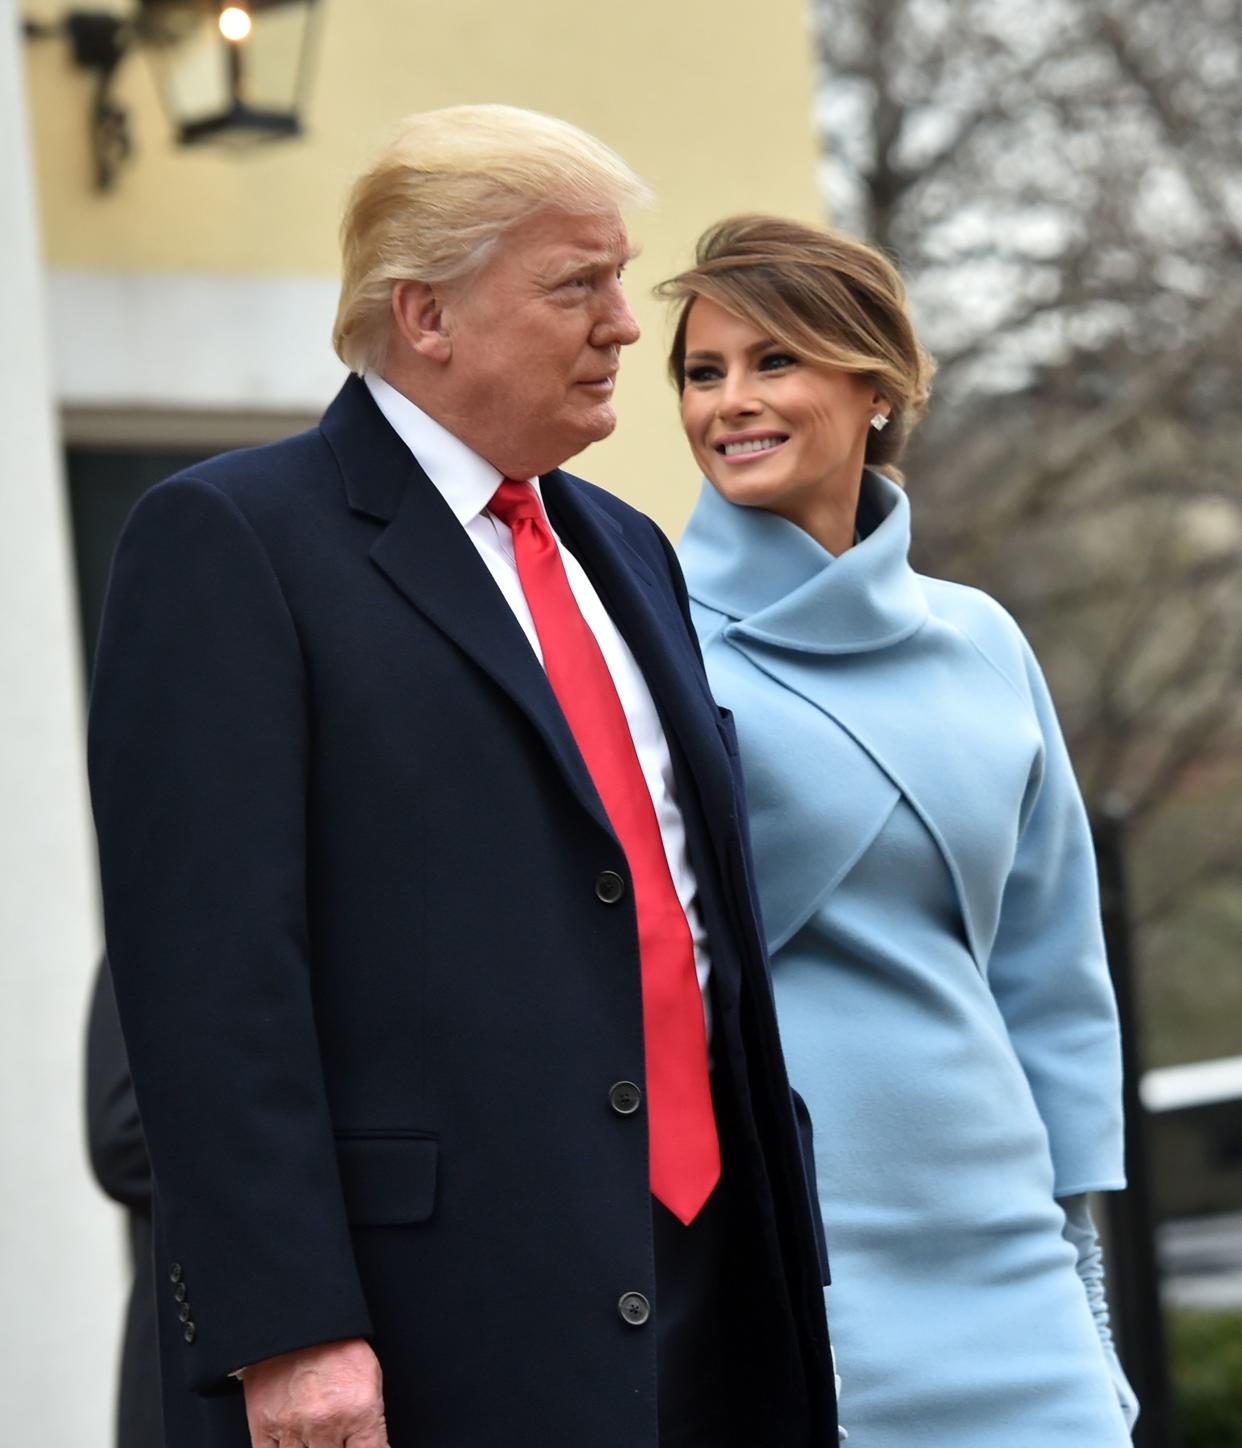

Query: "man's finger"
left=298, top=1411, right=389, bottom=1448
left=302, top=1419, right=365, bottom=1448
left=344, top=1425, right=392, bottom=1448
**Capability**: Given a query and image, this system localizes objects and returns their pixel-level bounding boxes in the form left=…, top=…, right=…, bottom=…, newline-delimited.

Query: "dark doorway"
left=66, top=447, right=213, bottom=680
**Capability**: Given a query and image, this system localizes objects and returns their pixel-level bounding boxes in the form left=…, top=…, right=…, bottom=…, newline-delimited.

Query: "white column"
left=0, top=2, right=125, bottom=1442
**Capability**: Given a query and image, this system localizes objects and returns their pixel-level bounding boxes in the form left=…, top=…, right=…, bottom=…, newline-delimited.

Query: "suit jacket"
left=86, top=957, right=163, bottom=1448
left=88, top=375, right=834, bottom=1447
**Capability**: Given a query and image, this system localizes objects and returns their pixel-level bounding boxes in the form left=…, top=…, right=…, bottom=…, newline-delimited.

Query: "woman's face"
left=679, top=297, right=884, bottom=526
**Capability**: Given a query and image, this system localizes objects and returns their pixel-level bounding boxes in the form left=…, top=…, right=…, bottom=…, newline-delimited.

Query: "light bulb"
left=218, top=6, right=253, bottom=42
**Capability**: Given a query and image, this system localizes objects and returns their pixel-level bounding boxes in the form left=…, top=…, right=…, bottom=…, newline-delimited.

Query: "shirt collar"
left=364, top=370, right=541, bottom=525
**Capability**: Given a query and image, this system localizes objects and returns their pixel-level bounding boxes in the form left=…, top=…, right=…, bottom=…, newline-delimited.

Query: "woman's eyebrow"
left=684, top=338, right=782, bottom=361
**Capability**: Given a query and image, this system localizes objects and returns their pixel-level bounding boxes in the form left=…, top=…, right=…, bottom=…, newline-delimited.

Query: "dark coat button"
left=618, top=1291, right=650, bottom=1326
left=178, top=1302, right=191, bottom=1323
left=169, top=1263, right=183, bottom=1284
left=608, top=1081, right=642, bottom=1116
left=595, top=870, right=625, bottom=904
left=183, top=1322, right=197, bottom=1344
left=173, top=1282, right=188, bottom=1303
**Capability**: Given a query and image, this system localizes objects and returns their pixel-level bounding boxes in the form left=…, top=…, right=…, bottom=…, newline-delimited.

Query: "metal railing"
left=1094, top=801, right=1180, bottom=1448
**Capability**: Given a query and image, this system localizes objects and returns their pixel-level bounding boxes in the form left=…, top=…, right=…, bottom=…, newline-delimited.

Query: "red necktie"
left=488, top=479, right=720, bottom=1225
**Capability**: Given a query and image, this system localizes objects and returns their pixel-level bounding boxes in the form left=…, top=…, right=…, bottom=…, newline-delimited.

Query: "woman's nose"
left=718, top=372, right=760, bottom=417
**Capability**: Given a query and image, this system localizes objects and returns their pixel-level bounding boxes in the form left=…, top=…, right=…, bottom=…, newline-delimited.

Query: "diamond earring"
left=871, top=413, right=889, bottom=432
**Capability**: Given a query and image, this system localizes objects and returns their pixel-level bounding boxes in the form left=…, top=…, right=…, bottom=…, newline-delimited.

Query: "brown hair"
left=656, top=215, right=935, bottom=482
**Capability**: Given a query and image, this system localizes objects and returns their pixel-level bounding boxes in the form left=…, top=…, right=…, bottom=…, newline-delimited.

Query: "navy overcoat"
left=88, top=376, right=834, bottom=1447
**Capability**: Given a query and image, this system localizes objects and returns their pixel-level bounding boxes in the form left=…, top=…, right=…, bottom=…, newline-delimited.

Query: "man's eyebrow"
left=551, top=243, right=642, bottom=273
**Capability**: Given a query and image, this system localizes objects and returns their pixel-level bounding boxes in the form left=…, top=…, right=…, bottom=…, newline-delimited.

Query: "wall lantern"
left=22, top=1, right=322, bottom=190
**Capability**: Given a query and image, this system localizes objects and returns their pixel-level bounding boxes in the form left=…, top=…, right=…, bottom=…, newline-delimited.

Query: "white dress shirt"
left=364, top=372, right=713, bottom=1030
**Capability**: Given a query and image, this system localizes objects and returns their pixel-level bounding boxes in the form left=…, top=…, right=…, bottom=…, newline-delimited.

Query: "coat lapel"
left=691, top=613, right=903, bottom=956
left=319, top=378, right=613, bottom=838
left=542, top=469, right=742, bottom=851
left=728, top=631, right=1039, bottom=970
left=544, top=472, right=749, bottom=1020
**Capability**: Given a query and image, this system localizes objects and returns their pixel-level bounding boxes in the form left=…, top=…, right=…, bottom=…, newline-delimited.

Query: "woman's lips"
left=715, top=435, right=789, bottom=463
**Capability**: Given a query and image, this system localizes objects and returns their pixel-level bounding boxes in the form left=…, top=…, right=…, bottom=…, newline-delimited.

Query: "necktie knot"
left=489, top=479, right=544, bottom=530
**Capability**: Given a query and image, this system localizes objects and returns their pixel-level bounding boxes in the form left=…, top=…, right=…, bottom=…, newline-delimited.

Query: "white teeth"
left=721, top=437, right=785, bottom=456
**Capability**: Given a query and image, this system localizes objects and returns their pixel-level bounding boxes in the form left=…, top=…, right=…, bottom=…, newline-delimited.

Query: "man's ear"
left=391, top=280, right=453, bottom=363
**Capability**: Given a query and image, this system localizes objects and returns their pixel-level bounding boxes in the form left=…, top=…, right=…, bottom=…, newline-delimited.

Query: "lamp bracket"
left=24, top=10, right=135, bottom=189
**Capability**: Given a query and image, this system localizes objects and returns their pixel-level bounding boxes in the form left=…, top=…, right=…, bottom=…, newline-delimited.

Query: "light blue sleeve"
left=986, top=637, right=1127, bottom=1196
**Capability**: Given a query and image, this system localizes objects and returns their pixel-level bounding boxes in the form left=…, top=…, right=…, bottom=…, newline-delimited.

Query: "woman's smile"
left=715, top=431, right=790, bottom=461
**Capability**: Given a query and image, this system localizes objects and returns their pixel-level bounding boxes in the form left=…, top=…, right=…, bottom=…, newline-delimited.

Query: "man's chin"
left=550, top=408, right=617, bottom=465
left=581, top=403, right=618, bottom=445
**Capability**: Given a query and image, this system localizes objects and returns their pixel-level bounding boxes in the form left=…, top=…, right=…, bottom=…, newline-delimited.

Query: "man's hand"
left=243, top=1338, right=390, bottom=1448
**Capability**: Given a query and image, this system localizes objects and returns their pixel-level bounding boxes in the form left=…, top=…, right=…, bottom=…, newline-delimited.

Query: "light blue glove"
left=1058, top=1193, right=1140, bottom=1433
left=831, top=1342, right=848, bottom=1441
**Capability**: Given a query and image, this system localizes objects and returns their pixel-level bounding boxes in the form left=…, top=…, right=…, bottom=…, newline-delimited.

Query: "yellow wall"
left=23, top=0, right=823, bottom=535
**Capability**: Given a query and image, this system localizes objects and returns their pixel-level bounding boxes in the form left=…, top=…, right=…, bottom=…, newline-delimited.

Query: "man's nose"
left=594, top=288, right=641, bottom=348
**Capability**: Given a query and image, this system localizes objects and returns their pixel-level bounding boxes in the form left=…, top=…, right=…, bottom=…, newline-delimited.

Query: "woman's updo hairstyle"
left=656, top=215, right=935, bottom=483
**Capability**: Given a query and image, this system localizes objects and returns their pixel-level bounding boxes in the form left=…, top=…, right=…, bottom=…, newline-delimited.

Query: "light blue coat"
left=679, top=469, right=1130, bottom=1445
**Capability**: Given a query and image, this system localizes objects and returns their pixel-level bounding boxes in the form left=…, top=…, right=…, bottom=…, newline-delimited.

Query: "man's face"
left=439, top=206, right=641, bottom=478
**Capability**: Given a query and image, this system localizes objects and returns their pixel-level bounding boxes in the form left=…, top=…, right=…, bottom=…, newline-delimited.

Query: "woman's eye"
left=684, top=365, right=722, bottom=385
left=759, top=352, right=797, bottom=371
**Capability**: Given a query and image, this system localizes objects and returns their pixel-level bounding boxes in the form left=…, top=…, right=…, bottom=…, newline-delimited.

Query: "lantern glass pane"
left=156, top=17, right=231, bottom=128
left=242, top=5, right=307, bottom=111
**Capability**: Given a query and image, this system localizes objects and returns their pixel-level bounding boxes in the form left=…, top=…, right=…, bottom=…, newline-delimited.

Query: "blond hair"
left=657, top=215, right=935, bottom=482
left=333, top=105, right=651, bottom=373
